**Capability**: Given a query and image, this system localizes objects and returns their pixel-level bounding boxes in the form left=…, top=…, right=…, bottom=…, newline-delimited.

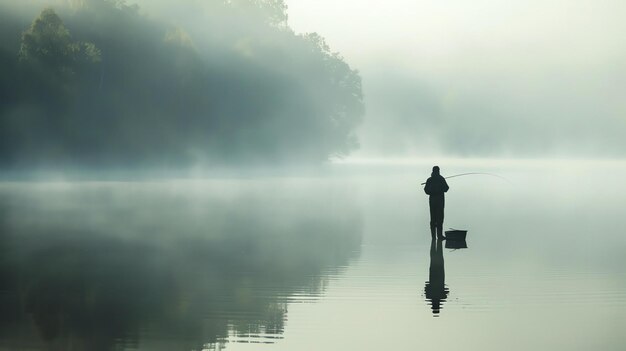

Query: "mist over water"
left=1, top=160, right=626, bottom=350
left=0, top=178, right=362, bottom=349
left=1, top=1, right=626, bottom=350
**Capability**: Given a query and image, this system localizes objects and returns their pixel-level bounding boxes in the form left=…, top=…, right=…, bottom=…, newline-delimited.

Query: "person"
left=424, top=166, right=449, bottom=239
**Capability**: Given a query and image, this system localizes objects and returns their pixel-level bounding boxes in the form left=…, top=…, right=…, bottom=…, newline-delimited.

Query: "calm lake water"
left=1, top=160, right=625, bottom=350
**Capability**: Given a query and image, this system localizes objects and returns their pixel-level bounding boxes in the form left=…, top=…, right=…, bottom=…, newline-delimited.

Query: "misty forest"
left=0, top=0, right=363, bottom=168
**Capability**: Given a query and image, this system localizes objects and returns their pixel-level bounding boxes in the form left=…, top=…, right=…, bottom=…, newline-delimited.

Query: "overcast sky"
left=285, top=0, right=626, bottom=158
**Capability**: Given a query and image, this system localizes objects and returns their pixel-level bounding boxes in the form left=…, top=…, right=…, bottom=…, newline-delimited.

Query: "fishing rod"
left=420, top=172, right=510, bottom=185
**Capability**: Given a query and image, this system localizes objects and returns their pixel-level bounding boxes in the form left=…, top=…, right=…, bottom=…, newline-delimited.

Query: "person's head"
left=432, top=166, right=440, bottom=175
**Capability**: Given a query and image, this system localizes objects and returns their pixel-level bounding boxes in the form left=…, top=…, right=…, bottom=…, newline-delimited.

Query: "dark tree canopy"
left=0, top=0, right=364, bottom=169
left=19, top=8, right=101, bottom=71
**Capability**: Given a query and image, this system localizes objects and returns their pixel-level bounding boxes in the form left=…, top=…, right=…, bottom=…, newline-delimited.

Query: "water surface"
left=1, top=160, right=625, bottom=350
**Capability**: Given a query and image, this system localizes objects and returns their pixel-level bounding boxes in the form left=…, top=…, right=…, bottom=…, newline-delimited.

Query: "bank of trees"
left=0, top=0, right=364, bottom=168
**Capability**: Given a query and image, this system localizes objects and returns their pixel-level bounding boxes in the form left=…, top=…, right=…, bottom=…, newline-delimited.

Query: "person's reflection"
left=424, top=238, right=449, bottom=316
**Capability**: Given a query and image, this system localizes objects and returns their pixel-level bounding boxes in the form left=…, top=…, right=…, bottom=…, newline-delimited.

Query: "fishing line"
left=421, top=172, right=511, bottom=185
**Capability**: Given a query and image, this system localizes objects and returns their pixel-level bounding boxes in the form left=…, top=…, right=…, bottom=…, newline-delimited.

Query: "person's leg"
left=435, top=204, right=444, bottom=238
left=429, top=204, right=436, bottom=237
left=440, top=206, right=445, bottom=234
left=441, top=205, right=444, bottom=228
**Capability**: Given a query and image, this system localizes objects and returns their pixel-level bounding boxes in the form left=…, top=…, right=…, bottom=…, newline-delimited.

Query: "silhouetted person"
left=424, top=238, right=449, bottom=316
left=424, top=166, right=449, bottom=239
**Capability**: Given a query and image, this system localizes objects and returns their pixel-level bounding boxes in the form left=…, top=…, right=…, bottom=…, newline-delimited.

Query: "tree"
left=0, top=1, right=364, bottom=168
left=19, top=8, right=100, bottom=77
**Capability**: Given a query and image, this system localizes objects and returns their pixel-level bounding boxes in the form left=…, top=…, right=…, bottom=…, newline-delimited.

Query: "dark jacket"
left=424, top=173, right=449, bottom=199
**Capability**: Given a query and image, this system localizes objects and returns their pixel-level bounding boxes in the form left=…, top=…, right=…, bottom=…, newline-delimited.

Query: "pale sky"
left=286, top=0, right=626, bottom=70
left=285, top=0, right=626, bottom=157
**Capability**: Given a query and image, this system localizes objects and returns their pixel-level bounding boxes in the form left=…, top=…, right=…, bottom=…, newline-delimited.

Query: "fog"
left=0, top=179, right=362, bottom=348
left=287, top=0, right=626, bottom=158
left=2, top=4, right=626, bottom=349
left=1, top=0, right=625, bottom=173
left=0, top=0, right=363, bottom=170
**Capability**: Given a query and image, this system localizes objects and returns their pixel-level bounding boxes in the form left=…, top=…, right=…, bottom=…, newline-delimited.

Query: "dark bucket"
left=444, top=229, right=467, bottom=241
left=445, top=240, right=468, bottom=249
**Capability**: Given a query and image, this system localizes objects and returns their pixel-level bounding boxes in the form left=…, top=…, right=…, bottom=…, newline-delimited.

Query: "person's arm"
left=424, top=179, right=432, bottom=195
left=443, top=179, right=449, bottom=193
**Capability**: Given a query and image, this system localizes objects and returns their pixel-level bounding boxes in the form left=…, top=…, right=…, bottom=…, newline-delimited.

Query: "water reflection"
left=424, top=235, right=470, bottom=316
left=424, top=238, right=449, bottom=316
left=445, top=240, right=468, bottom=250
left=0, top=182, right=362, bottom=350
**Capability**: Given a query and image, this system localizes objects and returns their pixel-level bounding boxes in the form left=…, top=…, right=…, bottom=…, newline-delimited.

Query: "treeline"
left=0, top=0, right=364, bottom=168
